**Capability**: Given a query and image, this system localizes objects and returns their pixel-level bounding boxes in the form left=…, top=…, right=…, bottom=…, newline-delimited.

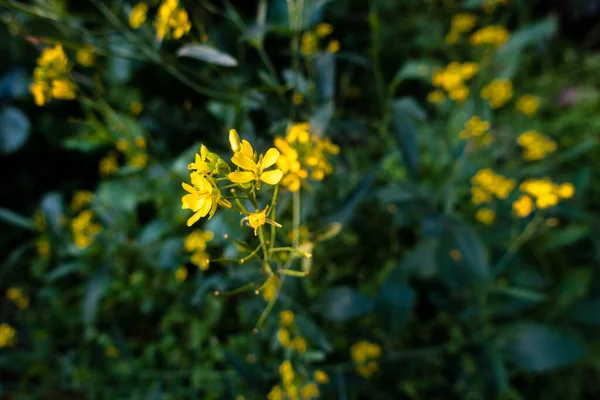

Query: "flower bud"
left=229, top=129, right=241, bottom=152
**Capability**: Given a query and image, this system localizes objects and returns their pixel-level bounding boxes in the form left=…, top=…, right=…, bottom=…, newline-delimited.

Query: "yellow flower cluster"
left=129, top=2, right=148, bottom=29
left=470, top=168, right=516, bottom=204
left=515, top=94, right=540, bottom=117
left=29, top=44, right=76, bottom=106
left=267, top=360, right=323, bottom=400
left=481, top=79, right=513, bottom=108
left=350, top=341, right=382, bottom=378
left=71, top=209, right=102, bottom=249
left=184, top=230, right=213, bottom=270
left=513, top=179, right=575, bottom=217
left=99, top=151, right=119, bottom=177
left=430, top=62, right=479, bottom=104
left=475, top=208, right=496, bottom=225
left=71, top=190, right=94, bottom=212
left=0, top=323, right=16, bottom=347
left=276, top=310, right=308, bottom=354
left=76, top=45, right=96, bottom=67
left=274, top=123, right=339, bottom=192
left=469, top=25, right=510, bottom=48
left=446, top=13, right=478, bottom=44
left=175, top=265, right=188, bottom=282
left=517, top=130, right=556, bottom=161
left=6, top=288, right=29, bottom=310
left=155, top=0, right=191, bottom=40
left=459, top=116, right=492, bottom=146
left=301, top=23, right=340, bottom=55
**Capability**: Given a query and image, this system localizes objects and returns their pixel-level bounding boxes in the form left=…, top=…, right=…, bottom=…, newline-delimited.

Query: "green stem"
left=293, top=190, right=301, bottom=249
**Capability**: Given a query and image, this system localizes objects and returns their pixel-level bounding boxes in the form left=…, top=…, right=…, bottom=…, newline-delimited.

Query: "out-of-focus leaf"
left=543, top=225, right=589, bottom=250
left=310, top=102, right=334, bottom=138
left=391, top=61, right=436, bottom=91
left=177, top=45, right=238, bottom=67
left=507, top=323, right=585, bottom=372
left=446, top=218, right=490, bottom=285
left=316, top=286, right=374, bottom=322
left=45, top=262, right=85, bottom=282
left=283, top=69, right=310, bottom=93
left=555, top=269, right=592, bottom=308
left=392, top=239, right=439, bottom=279
left=567, top=297, right=600, bottom=326
left=0, top=106, right=30, bottom=154
left=0, top=207, right=34, bottom=230
left=224, top=351, right=269, bottom=390
left=314, top=222, right=342, bottom=242
left=392, top=100, right=420, bottom=180
left=557, top=137, right=598, bottom=162
left=315, top=52, right=335, bottom=102
left=83, top=268, right=108, bottom=328
left=376, top=282, right=414, bottom=335
left=138, top=219, right=172, bottom=245
left=295, top=314, right=333, bottom=353
left=485, top=343, right=509, bottom=395
left=158, top=238, right=183, bottom=270
left=394, top=97, right=427, bottom=122
left=376, top=183, right=421, bottom=204
left=325, top=170, right=377, bottom=227
left=40, top=192, right=64, bottom=234
left=0, top=68, right=27, bottom=100
left=96, top=180, right=140, bottom=212
left=499, top=16, right=558, bottom=56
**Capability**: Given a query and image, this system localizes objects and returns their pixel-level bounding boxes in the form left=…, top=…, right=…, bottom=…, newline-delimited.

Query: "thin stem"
left=269, top=184, right=280, bottom=252
left=292, top=190, right=301, bottom=249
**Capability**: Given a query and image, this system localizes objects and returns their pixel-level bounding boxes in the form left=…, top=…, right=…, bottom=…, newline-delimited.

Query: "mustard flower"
left=181, top=172, right=220, bottom=226
left=516, top=94, right=540, bottom=117
left=481, top=79, right=513, bottom=108
left=155, top=0, right=191, bottom=40
left=0, top=323, right=16, bottom=347
left=129, top=2, right=148, bottom=29
left=228, top=145, right=283, bottom=188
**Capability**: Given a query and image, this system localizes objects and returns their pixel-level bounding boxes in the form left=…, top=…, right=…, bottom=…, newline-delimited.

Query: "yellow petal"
left=261, top=169, right=283, bottom=185
left=187, top=211, right=202, bottom=227
left=231, top=153, right=257, bottom=171
left=261, top=148, right=280, bottom=169
left=182, top=182, right=195, bottom=194
left=240, top=140, right=254, bottom=159
left=228, top=171, right=255, bottom=183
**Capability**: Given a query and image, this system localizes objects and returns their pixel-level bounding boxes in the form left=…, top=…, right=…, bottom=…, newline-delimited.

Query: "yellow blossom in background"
left=470, top=25, right=510, bottom=48
left=483, top=0, right=509, bottom=13
left=280, top=310, right=295, bottom=327
left=279, top=360, right=294, bottom=385
left=129, top=2, right=148, bottom=29
left=37, top=237, right=51, bottom=259
left=0, top=323, right=16, bottom=347
left=292, top=92, right=304, bottom=105
left=450, top=249, right=462, bottom=261
left=99, top=151, right=119, bottom=176
left=29, top=44, right=76, bottom=106
left=315, top=23, right=333, bottom=37
left=431, top=62, right=479, bottom=103
left=71, top=190, right=94, bottom=212
left=300, top=383, right=320, bottom=399
left=129, top=153, right=149, bottom=168
left=71, top=209, right=102, bottom=249
left=515, top=94, right=540, bottom=116
left=350, top=341, right=382, bottom=378
left=446, top=30, right=460, bottom=44
left=130, top=101, right=144, bottom=115
left=301, top=32, right=318, bottom=55
left=116, top=138, right=129, bottom=152
left=135, top=136, right=147, bottom=149
left=267, top=385, right=284, bottom=400
left=481, top=79, right=513, bottom=108
left=277, top=328, right=291, bottom=347
left=290, top=337, right=307, bottom=354
left=155, top=0, right=191, bottom=40
left=262, top=275, right=279, bottom=301
left=517, top=130, right=556, bottom=161
left=76, top=46, right=96, bottom=67
left=459, top=116, right=490, bottom=140
left=6, top=288, right=29, bottom=310
left=106, top=345, right=120, bottom=358
left=314, top=370, right=329, bottom=384
left=475, top=208, right=496, bottom=225
left=175, top=266, right=188, bottom=282
left=51, top=79, right=76, bottom=100
left=470, top=169, right=515, bottom=203
left=513, top=194, right=534, bottom=217
left=519, top=178, right=575, bottom=210
left=427, top=89, right=446, bottom=104
left=327, top=40, right=340, bottom=53
left=451, top=13, right=478, bottom=33
left=185, top=230, right=213, bottom=270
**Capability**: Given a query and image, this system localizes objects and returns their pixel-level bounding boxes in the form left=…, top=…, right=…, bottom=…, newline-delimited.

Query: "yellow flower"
left=557, top=183, right=575, bottom=199
left=315, top=23, right=334, bottom=37
left=135, top=136, right=147, bottom=149
left=181, top=172, right=219, bottom=226
left=0, top=323, right=16, bottom=347
left=292, top=91, right=304, bottom=105
left=290, top=337, right=307, bottom=354
left=445, top=30, right=460, bottom=45
left=517, top=131, right=556, bottom=161
left=277, top=328, right=291, bottom=347
left=229, top=129, right=241, bottom=152
left=99, top=152, right=119, bottom=176
left=449, top=85, right=469, bottom=103
left=71, top=210, right=102, bottom=249
left=262, top=275, right=279, bottom=301
left=116, top=138, right=129, bottom=152
left=184, top=230, right=214, bottom=252
left=327, top=39, right=340, bottom=53
left=350, top=341, right=382, bottom=378
left=301, top=32, right=318, bottom=55
left=459, top=116, right=490, bottom=140
left=50, top=79, right=76, bottom=100
left=280, top=310, right=295, bottom=327
left=512, top=194, right=534, bottom=217
left=129, top=2, right=148, bottom=29
left=175, top=266, right=188, bottom=282
left=300, top=383, right=320, bottom=400
left=516, top=94, right=540, bottom=117
left=130, top=101, right=144, bottom=115
left=155, top=0, right=191, bottom=40
left=228, top=145, right=283, bottom=188
left=451, top=13, right=478, bottom=33
left=427, top=90, right=446, bottom=104
left=36, top=44, right=69, bottom=71
left=129, top=153, right=148, bottom=168
left=71, top=190, right=94, bottom=212
left=314, top=370, right=329, bottom=384
left=191, top=251, right=210, bottom=270
left=470, top=25, right=510, bottom=48
left=76, top=46, right=95, bottom=67
left=536, top=193, right=559, bottom=209
left=106, top=345, right=120, bottom=357
left=267, top=385, right=284, bottom=400
left=460, top=62, right=479, bottom=79
left=279, top=360, right=294, bottom=385
left=475, top=208, right=496, bottom=225
left=6, top=288, right=29, bottom=310
left=481, top=79, right=513, bottom=108
left=30, top=80, right=49, bottom=106
left=188, top=144, right=228, bottom=175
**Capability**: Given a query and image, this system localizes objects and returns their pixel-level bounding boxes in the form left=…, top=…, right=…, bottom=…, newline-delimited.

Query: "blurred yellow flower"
left=129, top=2, right=148, bottom=29
left=262, top=275, right=279, bottom=301
left=327, top=39, right=340, bottom=53
left=315, top=23, right=333, bottom=37
left=290, top=337, right=307, bottom=354
left=517, top=130, right=556, bottom=161
left=71, top=190, right=94, bottom=212
left=175, top=266, right=188, bottom=282
left=277, top=328, right=291, bottom=347
left=513, top=194, right=534, bottom=217
left=459, top=116, right=490, bottom=140
left=6, top=288, right=29, bottom=310
left=470, top=25, right=510, bottom=48
left=427, top=90, right=446, bottom=104
left=301, top=32, right=318, bottom=55
left=106, top=345, right=120, bottom=358
left=314, top=370, right=329, bottom=384
left=130, top=101, right=144, bottom=116
left=76, top=46, right=96, bottom=67
left=515, top=94, right=540, bottom=116
left=99, top=151, right=119, bottom=176
left=155, top=0, right=191, bottom=40
left=481, top=79, right=513, bottom=108
left=0, top=323, right=16, bottom=348
left=300, top=383, right=320, bottom=399
left=280, top=310, right=295, bottom=327
left=475, top=208, right=496, bottom=225
left=451, top=13, right=478, bottom=33
left=292, top=91, right=304, bottom=105
left=36, top=237, right=51, bottom=259
left=351, top=341, right=382, bottom=378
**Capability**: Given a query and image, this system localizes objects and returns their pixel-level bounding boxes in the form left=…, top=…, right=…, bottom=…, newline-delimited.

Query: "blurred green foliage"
left=1, top=0, right=600, bottom=399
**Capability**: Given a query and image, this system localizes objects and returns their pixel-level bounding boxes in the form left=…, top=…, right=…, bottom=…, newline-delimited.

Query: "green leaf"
left=177, top=44, right=238, bottom=67
left=555, top=269, right=592, bottom=308
left=83, top=269, right=108, bottom=328
left=376, top=282, right=414, bottom=335
left=394, top=97, right=427, bottom=122
left=392, top=100, right=420, bottom=180
left=507, top=323, right=585, bottom=372
left=391, top=61, right=436, bottom=91
left=310, top=102, right=334, bottom=138
left=314, top=52, right=335, bottom=102
left=40, top=192, right=65, bottom=234
left=567, top=297, right=600, bottom=326
left=316, top=286, right=374, bottom=322
left=325, top=170, right=377, bottom=227
left=0, top=106, right=30, bottom=154
left=392, top=239, right=439, bottom=279
left=0, top=207, right=34, bottom=230
left=543, top=225, right=589, bottom=250
left=498, top=17, right=558, bottom=56
left=45, top=262, right=85, bottom=282
left=446, top=218, right=490, bottom=285
left=295, top=314, right=333, bottom=353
